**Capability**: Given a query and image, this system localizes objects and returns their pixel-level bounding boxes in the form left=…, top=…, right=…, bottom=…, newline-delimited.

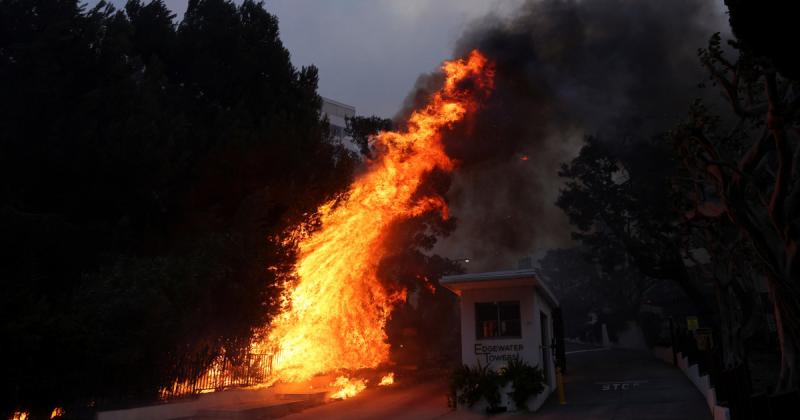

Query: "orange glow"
left=378, top=373, right=395, bottom=386
left=417, top=275, right=437, bottom=294
left=10, top=412, right=28, bottom=420
left=329, top=376, right=367, bottom=399
left=520, top=155, right=529, bottom=161
left=49, top=408, right=64, bottom=419
left=243, top=50, right=495, bottom=388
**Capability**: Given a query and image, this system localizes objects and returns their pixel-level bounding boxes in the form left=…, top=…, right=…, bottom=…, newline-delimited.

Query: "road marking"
left=595, top=380, right=649, bottom=391
left=565, top=348, right=610, bottom=354
left=595, top=380, right=650, bottom=384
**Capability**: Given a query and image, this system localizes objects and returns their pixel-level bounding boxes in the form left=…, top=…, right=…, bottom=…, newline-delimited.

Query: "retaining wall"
left=653, top=346, right=730, bottom=420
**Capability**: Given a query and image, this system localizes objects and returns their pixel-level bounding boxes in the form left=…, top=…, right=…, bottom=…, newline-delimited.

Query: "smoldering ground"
left=396, top=0, right=729, bottom=271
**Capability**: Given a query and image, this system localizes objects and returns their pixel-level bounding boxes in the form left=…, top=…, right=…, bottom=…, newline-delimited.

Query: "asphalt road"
left=283, top=344, right=711, bottom=420
left=531, top=343, right=711, bottom=420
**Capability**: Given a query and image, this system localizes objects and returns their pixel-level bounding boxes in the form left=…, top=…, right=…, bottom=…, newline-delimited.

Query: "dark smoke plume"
left=400, top=0, right=727, bottom=271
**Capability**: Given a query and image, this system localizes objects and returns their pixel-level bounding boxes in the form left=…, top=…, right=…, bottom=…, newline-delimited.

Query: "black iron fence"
left=159, top=352, right=275, bottom=401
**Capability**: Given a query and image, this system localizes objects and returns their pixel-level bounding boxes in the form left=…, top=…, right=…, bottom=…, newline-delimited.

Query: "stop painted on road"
left=596, top=380, right=649, bottom=391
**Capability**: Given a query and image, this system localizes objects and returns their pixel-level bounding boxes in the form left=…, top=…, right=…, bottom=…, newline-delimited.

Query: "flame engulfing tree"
left=252, top=51, right=495, bottom=383
left=345, top=115, right=394, bottom=158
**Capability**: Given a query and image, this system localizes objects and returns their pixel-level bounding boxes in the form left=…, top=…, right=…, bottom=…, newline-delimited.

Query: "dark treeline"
left=0, top=0, right=357, bottom=416
left=550, top=0, right=800, bottom=412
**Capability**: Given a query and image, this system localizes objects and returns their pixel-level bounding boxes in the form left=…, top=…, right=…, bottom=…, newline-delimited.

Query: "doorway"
left=540, top=311, right=550, bottom=385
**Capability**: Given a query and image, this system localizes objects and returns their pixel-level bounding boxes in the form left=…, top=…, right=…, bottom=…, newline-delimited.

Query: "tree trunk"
left=766, top=274, right=800, bottom=393
left=717, top=285, right=745, bottom=369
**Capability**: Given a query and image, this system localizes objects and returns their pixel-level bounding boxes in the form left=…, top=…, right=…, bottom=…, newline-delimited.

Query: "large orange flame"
left=252, top=50, right=494, bottom=384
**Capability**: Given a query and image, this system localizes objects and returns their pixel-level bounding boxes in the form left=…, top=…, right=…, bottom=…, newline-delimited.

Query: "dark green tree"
left=557, top=136, right=708, bottom=313
left=557, top=133, right=769, bottom=380
left=0, top=0, right=356, bottom=416
left=538, top=246, right=643, bottom=342
left=345, top=115, right=393, bottom=157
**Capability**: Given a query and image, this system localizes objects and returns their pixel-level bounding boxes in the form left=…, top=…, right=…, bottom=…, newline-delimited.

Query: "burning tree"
left=251, top=51, right=495, bottom=384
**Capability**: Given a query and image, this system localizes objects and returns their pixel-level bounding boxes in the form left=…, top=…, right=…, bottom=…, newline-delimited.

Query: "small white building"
left=440, top=268, right=560, bottom=411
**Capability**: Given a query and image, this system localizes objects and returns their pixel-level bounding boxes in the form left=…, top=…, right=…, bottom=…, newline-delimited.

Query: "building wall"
left=460, top=286, right=537, bottom=369
left=458, top=285, right=556, bottom=410
left=321, top=97, right=355, bottom=139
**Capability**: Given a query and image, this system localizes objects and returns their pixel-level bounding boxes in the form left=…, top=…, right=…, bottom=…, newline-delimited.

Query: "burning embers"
left=378, top=373, right=395, bottom=386
left=242, top=50, right=494, bottom=399
left=329, top=376, right=368, bottom=400
left=327, top=372, right=394, bottom=400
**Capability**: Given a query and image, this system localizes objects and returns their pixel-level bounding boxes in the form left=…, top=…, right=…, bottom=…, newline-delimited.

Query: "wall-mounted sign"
left=474, top=343, right=524, bottom=363
left=694, top=327, right=713, bottom=351
left=686, top=316, right=699, bottom=331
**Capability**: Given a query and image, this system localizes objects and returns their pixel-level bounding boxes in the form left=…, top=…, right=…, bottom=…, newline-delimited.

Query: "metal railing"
left=159, top=352, right=275, bottom=401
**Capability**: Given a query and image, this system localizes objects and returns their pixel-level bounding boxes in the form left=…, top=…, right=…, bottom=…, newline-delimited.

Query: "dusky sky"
left=93, top=0, right=525, bottom=118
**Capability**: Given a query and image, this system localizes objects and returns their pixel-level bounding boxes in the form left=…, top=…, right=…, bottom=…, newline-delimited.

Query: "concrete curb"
left=96, top=387, right=328, bottom=420
left=652, top=346, right=730, bottom=420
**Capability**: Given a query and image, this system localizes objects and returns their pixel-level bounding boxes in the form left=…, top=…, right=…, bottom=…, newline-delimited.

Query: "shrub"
left=449, top=362, right=502, bottom=412
left=449, top=357, right=545, bottom=412
left=500, top=357, right=545, bottom=411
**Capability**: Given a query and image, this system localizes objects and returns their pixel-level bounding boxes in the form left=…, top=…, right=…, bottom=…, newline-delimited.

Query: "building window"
left=476, top=301, right=521, bottom=339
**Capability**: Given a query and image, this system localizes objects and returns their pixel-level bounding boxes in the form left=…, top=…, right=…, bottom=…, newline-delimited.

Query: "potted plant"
left=449, top=361, right=504, bottom=413
left=500, top=357, right=545, bottom=411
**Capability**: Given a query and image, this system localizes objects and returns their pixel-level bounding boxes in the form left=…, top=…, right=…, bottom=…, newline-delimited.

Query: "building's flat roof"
left=441, top=268, right=539, bottom=283
left=440, top=268, right=559, bottom=307
left=321, top=96, right=356, bottom=112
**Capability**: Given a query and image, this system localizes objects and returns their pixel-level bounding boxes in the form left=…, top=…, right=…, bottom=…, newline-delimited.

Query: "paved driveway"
left=282, top=379, right=461, bottom=420
left=528, top=344, right=711, bottom=420
left=284, top=344, right=711, bottom=420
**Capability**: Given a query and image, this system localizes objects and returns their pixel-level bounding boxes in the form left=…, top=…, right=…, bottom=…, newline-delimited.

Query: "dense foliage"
left=499, top=357, right=545, bottom=411
left=671, top=31, right=799, bottom=392
left=449, top=362, right=502, bottom=412
left=0, top=0, right=356, bottom=416
left=556, top=136, right=708, bottom=313
left=556, top=2, right=800, bottom=402
left=449, top=358, right=545, bottom=413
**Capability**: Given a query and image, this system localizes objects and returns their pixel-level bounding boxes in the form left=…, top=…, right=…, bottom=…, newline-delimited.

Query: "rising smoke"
left=399, top=0, right=728, bottom=271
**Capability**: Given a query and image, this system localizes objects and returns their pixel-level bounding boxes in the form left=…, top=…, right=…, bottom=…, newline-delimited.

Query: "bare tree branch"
left=766, top=72, right=791, bottom=235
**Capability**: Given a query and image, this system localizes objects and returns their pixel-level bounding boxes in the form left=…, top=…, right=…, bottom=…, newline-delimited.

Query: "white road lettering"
left=596, top=380, right=648, bottom=391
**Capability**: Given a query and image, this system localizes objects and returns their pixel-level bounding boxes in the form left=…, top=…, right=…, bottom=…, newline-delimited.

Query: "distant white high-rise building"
left=321, top=97, right=355, bottom=140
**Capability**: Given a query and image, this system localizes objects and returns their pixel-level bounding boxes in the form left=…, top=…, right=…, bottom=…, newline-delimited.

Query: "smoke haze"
left=405, top=0, right=728, bottom=271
